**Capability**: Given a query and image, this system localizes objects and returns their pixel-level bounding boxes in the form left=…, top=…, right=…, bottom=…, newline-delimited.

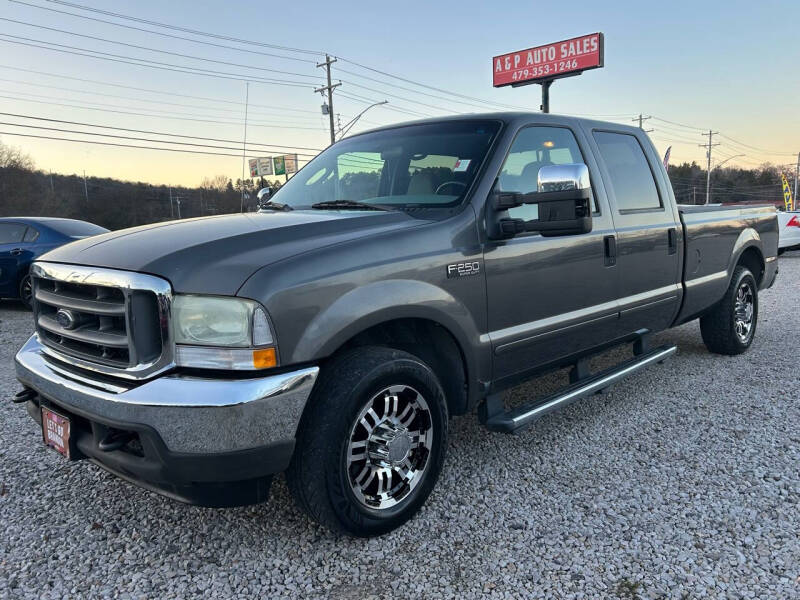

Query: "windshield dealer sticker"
left=453, top=159, right=471, bottom=172
left=447, top=261, right=481, bottom=279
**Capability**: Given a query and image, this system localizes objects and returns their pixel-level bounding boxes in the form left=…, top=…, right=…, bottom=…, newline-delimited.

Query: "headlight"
left=173, top=295, right=277, bottom=370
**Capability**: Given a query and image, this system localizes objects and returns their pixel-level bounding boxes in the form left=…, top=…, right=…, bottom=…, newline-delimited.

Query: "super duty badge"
left=447, top=261, right=481, bottom=279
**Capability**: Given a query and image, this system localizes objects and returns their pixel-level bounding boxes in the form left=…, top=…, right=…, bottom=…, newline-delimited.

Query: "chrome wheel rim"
left=734, top=281, right=754, bottom=343
left=346, top=385, right=433, bottom=510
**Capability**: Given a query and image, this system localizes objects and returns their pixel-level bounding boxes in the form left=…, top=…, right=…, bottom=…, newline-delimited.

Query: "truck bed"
left=675, top=204, right=778, bottom=323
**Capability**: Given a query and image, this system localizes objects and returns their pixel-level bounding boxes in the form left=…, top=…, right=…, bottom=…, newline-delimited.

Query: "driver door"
left=483, top=124, right=620, bottom=384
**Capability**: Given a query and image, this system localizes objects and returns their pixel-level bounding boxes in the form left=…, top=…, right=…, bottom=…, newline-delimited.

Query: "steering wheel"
left=434, top=181, right=467, bottom=195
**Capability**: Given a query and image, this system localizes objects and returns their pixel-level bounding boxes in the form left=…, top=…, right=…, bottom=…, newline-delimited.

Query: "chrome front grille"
left=30, top=262, right=174, bottom=380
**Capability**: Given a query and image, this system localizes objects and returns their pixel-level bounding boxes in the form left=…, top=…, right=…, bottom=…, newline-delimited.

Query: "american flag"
left=662, top=146, right=672, bottom=170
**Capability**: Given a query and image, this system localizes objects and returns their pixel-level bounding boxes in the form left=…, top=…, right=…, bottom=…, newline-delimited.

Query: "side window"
left=0, top=223, right=26, bottom=244
left=23, top=227, right=40, bottom=243
left=499, top=126, right=592, bottom=221
left=592, top=131, right=661, bottom=211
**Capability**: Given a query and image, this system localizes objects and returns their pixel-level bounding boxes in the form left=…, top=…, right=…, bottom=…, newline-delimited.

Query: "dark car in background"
left=0, top=217, right=109, bottom=306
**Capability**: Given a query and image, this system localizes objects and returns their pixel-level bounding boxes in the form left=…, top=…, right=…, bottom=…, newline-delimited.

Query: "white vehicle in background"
left=778, top=211, right=800, bottom=254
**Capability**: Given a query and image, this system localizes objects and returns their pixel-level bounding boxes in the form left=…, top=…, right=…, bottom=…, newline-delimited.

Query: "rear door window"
left=592, top=131, right=662, bottom=211
left=0, top=223, right=27, bottom=244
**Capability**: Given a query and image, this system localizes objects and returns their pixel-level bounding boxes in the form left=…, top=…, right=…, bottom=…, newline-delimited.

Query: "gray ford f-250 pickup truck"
left=14, top=113, right=778, bottom=536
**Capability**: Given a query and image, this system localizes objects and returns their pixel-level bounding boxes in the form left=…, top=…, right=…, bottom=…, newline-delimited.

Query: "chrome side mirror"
left=257, top=187, right=272, bottom=202
left=538, top=163, right=590, bottom=192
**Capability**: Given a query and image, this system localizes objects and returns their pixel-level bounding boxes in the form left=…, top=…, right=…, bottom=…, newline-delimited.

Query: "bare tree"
left=0, top=140, right=34, bottom=170
left=200, top=174, right=230, bottom=193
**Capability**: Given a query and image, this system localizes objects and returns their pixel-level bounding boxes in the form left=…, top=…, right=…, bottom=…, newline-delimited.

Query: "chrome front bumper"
left=15, top=334, right=319, bottom=454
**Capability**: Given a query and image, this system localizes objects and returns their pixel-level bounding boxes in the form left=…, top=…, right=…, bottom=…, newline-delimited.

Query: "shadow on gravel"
left=0, top=299, right=29, bottom=312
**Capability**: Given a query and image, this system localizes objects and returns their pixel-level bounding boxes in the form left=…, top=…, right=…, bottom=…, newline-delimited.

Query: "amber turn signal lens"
left=252, top=347, right=277, bottom=369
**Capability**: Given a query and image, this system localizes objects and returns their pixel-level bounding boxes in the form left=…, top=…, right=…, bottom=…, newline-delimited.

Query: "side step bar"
left=479, top=344, right=676, bottom=434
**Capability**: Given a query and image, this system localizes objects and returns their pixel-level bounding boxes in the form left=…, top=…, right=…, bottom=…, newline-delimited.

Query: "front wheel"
left=286, top=346, right=448, bottom=536
left=18, top=274, right=33, bottom=308
left=700, top=266, right=758, bottom=355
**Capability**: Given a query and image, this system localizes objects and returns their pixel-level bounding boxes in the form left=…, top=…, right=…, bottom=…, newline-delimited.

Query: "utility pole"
left=316, top=54, right=341, bottom=145
left=794, top=151, right=799, bottom=207
left=240, top=81, right=249, bottom=213
left=169, top=186, right=174, bottom=219
left=632, top=114, right=653, bottom=132
left=82, top=170, right=88, bottom=203
left=699, top=130, right=720, bottom=205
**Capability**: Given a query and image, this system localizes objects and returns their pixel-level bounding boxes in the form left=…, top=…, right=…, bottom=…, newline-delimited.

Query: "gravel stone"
left=1, top=253, right=799, bottom=598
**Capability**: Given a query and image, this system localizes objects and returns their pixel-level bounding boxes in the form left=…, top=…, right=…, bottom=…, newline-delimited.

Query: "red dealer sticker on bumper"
left=41, top=407, right=71, bottom=459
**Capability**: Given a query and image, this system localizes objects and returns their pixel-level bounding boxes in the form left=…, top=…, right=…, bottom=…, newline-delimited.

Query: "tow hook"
left=98, top=430, right=136, bottom=452
left=12, top=388, right=37, bottom=404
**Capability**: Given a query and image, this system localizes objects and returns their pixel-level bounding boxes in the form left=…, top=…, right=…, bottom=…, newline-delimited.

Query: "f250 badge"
left=446, top=261, right=481, bottom=278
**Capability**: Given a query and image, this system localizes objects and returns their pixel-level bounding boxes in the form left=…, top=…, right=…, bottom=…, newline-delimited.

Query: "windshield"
left=271, top=120, right=501, bottom=210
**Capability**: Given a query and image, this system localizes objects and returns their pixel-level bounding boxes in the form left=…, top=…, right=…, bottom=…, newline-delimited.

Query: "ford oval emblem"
left=55, top=309, right=78, bottom=330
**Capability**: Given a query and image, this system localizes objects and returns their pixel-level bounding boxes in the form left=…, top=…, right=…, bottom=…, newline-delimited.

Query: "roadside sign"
left=284, top=154, right=298, bottom=174
left=258, top=157, right=273, bottom=176
left=493, top=33, right=603, bottom=87
left=248, top=159, right=259, bottom=178
left=273, top=155, right=286, bottom=176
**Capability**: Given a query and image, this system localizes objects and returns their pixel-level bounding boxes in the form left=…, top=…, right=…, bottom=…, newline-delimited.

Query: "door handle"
left=10, top=248, right=23, bottom=256
left=603, top=235, right=617, bottom=267
left=667, top=228, right=677, bottom=255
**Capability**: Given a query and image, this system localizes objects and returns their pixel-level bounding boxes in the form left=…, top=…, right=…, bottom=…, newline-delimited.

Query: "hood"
left=39, top=210, right=426, bottom=295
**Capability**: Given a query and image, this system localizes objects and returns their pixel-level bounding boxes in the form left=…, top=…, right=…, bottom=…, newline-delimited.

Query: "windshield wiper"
left=311, top=199, right=391, bottom=211
left=258, top=201, right=293, bottom=211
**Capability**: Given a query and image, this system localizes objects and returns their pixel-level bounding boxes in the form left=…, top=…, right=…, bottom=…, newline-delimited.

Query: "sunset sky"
left=0, top=0, right=797, bottom=187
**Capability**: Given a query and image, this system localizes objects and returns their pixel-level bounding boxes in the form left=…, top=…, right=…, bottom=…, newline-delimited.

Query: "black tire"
left=286, top=346, right=448, bottom=537
left=18, top=274, right=32, bottom=309
left=700, top=266, right=758, bottom=355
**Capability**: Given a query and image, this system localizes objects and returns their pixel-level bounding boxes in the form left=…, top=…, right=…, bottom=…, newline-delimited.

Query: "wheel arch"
left=733, top=244, right=765, bottom=287
left=290, top=280, right=482, bottom=416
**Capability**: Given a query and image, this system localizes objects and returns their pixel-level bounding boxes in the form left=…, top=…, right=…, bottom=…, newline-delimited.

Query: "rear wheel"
left=700, top=266, right=758, bottom=355
left=286, top=346, right=448, bottom=536
left=18, top=274, right=32, bottom=308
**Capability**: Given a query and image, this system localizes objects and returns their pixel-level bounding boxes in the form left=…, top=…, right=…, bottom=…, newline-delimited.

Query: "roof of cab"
left=346, top=111, right=644, bottom=140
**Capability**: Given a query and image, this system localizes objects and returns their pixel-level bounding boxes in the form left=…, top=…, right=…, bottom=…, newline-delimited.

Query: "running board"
left=479, top=345, right=676, bottom=434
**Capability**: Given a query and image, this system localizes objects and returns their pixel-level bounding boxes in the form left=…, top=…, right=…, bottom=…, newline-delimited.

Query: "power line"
left=651, top=116, right=706, bottom=131
left=0, top=92, right=330, bottom=130
left=40, top=0, right=325, bottom=55
left=9, top=0, right=318, bottom=65
left=0, top=118, right=322, bottom=156
left=0, top=18, right=321, bottom=81
left=0, top=129, right=247, bottom=157
left=0, top=112, right=324, bottom=152
left=0, top=34, right=317, bottom=88
left=0, top=78, right=325, bottom=121
left=0, top=65, right=311, bottom=113
left=337, top=91, right=433, bottom=118
left=717, top=134, right=795, bottom=157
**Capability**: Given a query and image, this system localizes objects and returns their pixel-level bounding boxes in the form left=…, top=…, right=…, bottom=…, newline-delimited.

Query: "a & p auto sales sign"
left=493, top=33, right=604, bottom=87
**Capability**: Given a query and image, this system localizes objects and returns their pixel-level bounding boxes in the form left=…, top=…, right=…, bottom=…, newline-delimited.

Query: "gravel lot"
left=1, top=255, right=798, bottom=600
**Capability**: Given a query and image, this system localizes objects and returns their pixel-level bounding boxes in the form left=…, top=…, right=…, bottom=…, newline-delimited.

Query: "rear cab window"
left=592, top=131, right=662, bottom=212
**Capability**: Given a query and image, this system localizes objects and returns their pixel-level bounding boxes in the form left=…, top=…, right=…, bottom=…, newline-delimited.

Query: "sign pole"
left=540, top=80, right=552, bottom=113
